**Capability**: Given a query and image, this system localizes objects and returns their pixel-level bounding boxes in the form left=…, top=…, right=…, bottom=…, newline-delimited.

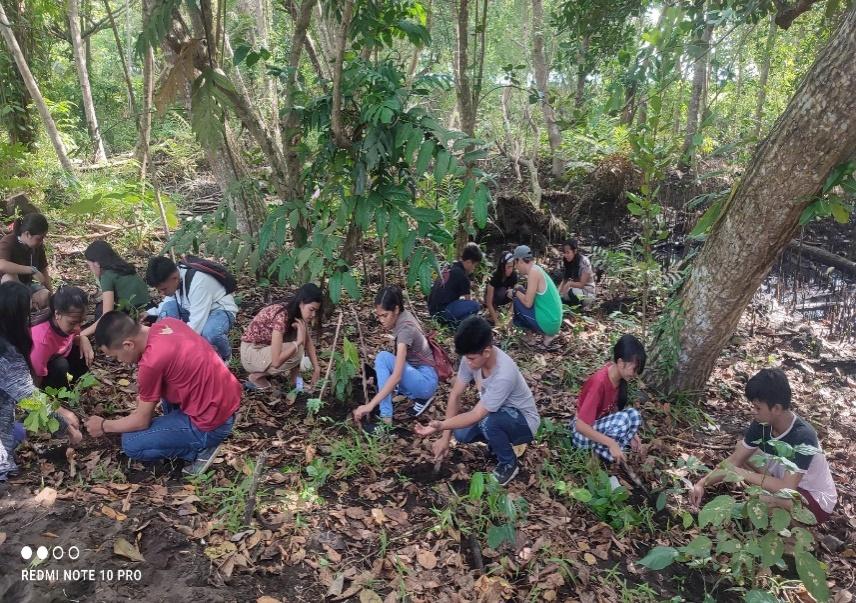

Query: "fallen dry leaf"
left=256, top=598, right=281, bottom=603
left=113, top=537, right=145, bottom=562
left=370, top=508, right=385, bottom=525
left=417, top=549, right=437, bottom=570
left=33, top=487, right=57, bottom=508
left=326, top=573, right=345, bottom=597
left=359, top=590, right=383, bottom=603
left=205, top=541, right=237, bottom=560
left=101, top=504, right=127, bottom=521
left=0, top=532, right=5, bottom=546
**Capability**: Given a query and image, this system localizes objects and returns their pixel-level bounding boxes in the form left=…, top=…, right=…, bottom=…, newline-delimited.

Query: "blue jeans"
left=375, top=351, right=439, bottom=419
left=122, top=401, right=235, bottom=462
left=434, top=299, right=480, bottom=326
left=512, top=297, right=544, bottom=334
left=159, top=299, right=235, bottom=360
left=454, top=406, right=534, bottom=466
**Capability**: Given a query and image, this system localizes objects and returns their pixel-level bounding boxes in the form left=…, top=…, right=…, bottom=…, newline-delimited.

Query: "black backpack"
left=180, top=255, right=237, bottom=294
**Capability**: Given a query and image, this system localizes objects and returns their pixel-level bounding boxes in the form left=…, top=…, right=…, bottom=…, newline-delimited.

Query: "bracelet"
left=100, top=418, right=107, bottom=434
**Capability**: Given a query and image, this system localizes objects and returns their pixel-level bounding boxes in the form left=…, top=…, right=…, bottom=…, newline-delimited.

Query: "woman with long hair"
left=558, top=239, right=596, bottom=307
left=484, top=250, right=518, bottom=325
left=352, top=285, right=439, bottom=432
left=1, top=282, right=82, bottom=481
left=31, top=286, right=93, bottom=390
left=241, top=283, right=323, bottom=391
left=0, top=213, right=51, bottom=309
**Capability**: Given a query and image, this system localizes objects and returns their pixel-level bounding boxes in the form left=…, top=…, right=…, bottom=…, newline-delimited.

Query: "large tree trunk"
left=575, top=34, right=589, bottom=109
left=68, top=0, right=107, bottom=162
left=652, top=6, right=856, bottom=395
left=754, top=14, right=777, bottom=140
left=531, top=0, right=563, bottom=178
left=0, top=1, right=74, bottom=171
left=680, top=10, right=714, bottom=168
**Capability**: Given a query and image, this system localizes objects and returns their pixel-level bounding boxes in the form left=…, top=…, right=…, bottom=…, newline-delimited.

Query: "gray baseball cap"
left=511, top=245, right=533, bottom=260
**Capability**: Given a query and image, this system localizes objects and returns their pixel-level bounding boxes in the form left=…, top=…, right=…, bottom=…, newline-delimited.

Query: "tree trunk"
left=68, top=0, right=107, bottom=162
left=0, top=0, right=36, bottom=149
left=754, top=14, right=777, bottom=140
left=575, top=34, right=589, bottom=109
left=452, top=0, right=478, bottom=254
left=531, top=0, right=563, bottom=178
left=680, top=11, right=713, bottom=168
left=652, top=6, right=856, bottom=395
left=0, top=1, right=74, bottom=171
left=102, top=0, right=137, bottom=123
left=136, top=0, right=154, bottom=180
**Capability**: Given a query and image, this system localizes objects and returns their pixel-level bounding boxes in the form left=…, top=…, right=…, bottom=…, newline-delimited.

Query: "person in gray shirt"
left=416, top=316, right=539, bottom=485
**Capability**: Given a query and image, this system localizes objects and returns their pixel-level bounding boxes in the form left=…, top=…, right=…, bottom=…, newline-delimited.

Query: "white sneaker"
left=295, top=376, right=305, bottom=392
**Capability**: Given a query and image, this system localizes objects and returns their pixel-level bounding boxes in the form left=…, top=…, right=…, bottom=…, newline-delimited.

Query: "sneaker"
left=295, top=376, right=305, bottom=392
left=492, top=462, right=519, bottom=486
left=183, top=443, right=223, bottom=476
left=408, top=395, right=435, bottom=418
left=362, top=419, right=392, bottom=436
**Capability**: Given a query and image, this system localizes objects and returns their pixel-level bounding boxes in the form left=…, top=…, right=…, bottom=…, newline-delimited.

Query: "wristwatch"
left=30, top=265, right=37, bottom=275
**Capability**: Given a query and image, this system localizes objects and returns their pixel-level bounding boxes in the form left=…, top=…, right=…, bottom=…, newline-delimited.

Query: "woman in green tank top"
left=509, top=245, right=563, bottom=345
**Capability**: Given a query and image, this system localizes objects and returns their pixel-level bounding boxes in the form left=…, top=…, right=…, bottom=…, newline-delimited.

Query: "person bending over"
left=86, top=312, right=241, bottom=475
left=510, top=245, right=562, bottom=347
left=0, top=213, right=51, bottom=310
left=416, top=316, right=540, bottom=486
left=484, top=251, right=518, bottom=325
left=30, top=286, right=93, bottom=390
left=689, top=368, right=837, bottom=525
left=428, top=243, right=483, bottom=327
left=145, top=256, right=237, bottom=361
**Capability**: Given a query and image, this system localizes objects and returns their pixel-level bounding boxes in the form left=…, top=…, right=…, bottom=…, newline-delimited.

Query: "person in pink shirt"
left=86, top=311, right=241, bottom=475
left=30, top=286, right=93, bottom=390
left=568, top=334, right=646, bottom=463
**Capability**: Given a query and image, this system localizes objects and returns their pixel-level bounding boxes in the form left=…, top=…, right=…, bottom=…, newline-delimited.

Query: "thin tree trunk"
left=137, top=0, right=154, bottom=180
left=102, top=0, right=137, bottom=122
left=754, top=13, right=777, bottom=139
left=575, top=34, right=589, bottom=109
left=330, top=0, right=354, bottom=149
left=0, top=0, right=36, bottom=149
left=651, top=6, right=856, bottom=394
left=680, top=10, right=714, bottom=168
left=0, top=1, right=74, bottom=171
left=453, top=0, right=478, bottom=254
left=531, top=0, right=563, bottom=178
left=68, top=0, right=107, bottom=162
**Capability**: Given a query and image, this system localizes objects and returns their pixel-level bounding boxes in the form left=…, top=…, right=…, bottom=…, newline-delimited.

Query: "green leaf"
left=48, top=417, right=60, bottom=433
left=758, top=531, right=784, bottom=567
left=627, top=203, right=643, bottom=216
left=434, top=149, right=451, bottom=183
left=794, top=546, right=829, bottom=603
left=747, top=498, right=768, bottom=530
left=472, top=184, right=490, bottom=228
left=830, top=201, right=850, bottom=224
left=699, top=494, right=734, bottom=529
left=656, top=491, right=667, bottom=511
left=414, top=139, right=436, bottom=175
left=456, top=179, right=475, bottom=213
left=569, top=488, right=592, bottom=503
left=744, top=590, right=779, bottom=603
left=680, top=535, right=712, bottom=558
left=791, top=502, right=818, bottom=526
left=638, top=546, right=679, bottom=570
left=770, top=507, right=790, bottom=532
left=486, top=524, right=515, bottom=549
left=690, top=198, right=724, bottom=237
left=468, top=472, right=485, bottom=501
left=328, top=271, right=343, bottom=305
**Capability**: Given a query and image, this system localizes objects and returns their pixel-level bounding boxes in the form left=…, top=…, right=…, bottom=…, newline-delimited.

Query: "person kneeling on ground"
left=353, top=286, right=439, bottom=432
left=510, top=245, right=563, bottom=347
left=145, top=256, right=237, bottom=361
left=1, top=282, right=81, bottom=482
left=558, top=239, right=596, bottom=307
left=568, top=334, right=646, bottom=464
left=86, top=312, right=241, bottom=475
left=415, top=316, right=540, bottom=486
left=689, top=368, right=837, bottom=525
left=241, top=283, right=322, bottom=392
left=427, top=242, right=483, bottom=326
left=0, top=213, right=52, bottom=311
left=484, top=251, right=518, bottom=325
left=30, top=286, right=93, bottom=390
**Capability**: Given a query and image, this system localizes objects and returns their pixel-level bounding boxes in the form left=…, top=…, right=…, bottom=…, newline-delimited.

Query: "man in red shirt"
left=85, top=311, right=241, bottom=474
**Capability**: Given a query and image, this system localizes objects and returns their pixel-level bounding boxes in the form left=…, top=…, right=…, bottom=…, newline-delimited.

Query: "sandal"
left=243, top=379, right=271, bottom=392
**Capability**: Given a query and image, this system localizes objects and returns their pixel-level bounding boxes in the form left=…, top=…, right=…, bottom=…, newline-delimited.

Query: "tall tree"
left=0, top=0, right=75, bottom=171
left=68, top=0, right=107, bottom=162
left=531, top=0, right=563, bottom=178
left=754, top=13, right=777, bottom=139
left=0, top=0, right=36, bottom=149
left=680, top=2, right=714, bottom=169
left=651, top=5, right=856, bottom=395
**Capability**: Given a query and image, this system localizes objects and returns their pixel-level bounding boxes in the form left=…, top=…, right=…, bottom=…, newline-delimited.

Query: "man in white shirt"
left=145, top=256, right=238, bottom=361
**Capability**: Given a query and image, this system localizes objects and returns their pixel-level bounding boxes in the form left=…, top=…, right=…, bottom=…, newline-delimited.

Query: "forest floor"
left=1, top=232, right=854, bottom=603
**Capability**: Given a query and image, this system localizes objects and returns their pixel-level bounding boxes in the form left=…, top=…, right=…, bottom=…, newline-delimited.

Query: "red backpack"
left=404, top=320, right=454, bottom=382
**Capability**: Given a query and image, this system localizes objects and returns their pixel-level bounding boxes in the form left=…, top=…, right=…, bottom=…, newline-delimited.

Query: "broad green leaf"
left=468, top=472, right=485, bottom=501
left=456, top=179, right=475, bottom=213
left=473, top=184, right=489, bottom=228
left=486, top=524, right=515, bottom=549
left=744, top=590, right=779, bottom=603
left=794, top=546, right=829, bottom=603
left=770, top=507, right=790, bottom=532
left=638, top=546, right=678, bottom=570
left=569, top=488, right=592, bottom=503
left=747, top=498, right=768, bottom=530
left=699, top=494, right=734, bottom=529
left=434, top=149, right=451, bottom=183
left=680, top=535, right=712, bottom=558
left=328, top=271, right=343, bottom=305
left=690, top=198, right=724, bottom=237
left=758, top=531, right=784, bottom=567
left=791, top=503, right=818, bottom=526
left=414, top=139, right=436, bottom=175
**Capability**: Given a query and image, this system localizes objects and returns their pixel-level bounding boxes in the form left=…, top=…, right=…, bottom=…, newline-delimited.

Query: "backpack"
left=180, top=255, right=237, bottom=294
left=404, top=320, right=454, bottom=382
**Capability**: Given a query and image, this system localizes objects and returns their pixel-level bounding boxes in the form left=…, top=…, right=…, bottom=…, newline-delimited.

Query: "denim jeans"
left=158, top=299, right=235, bottom=360
left=121, top=401, right=235, bottom=462
left=434, top=299, right=480, bottom=327
left=375, top=351, right=439, bottom=419
left=454, top=406, right=534, bottom=466
left=512, top=297, right=544, bottom=334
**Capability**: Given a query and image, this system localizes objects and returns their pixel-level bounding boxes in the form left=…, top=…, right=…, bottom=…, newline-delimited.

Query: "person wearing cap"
left=484, top=250, right=518, bottom=325
left=510, top=245, right=563, bottom=346
left=427, top=242, right=484, bottom=327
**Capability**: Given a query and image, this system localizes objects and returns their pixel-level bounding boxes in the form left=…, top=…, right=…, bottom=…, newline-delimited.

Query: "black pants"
left=492, top=286, right=512, bottom=308
left=43, top=345, right=89, bottom=390
left=562, top=290, right=582, bottom=307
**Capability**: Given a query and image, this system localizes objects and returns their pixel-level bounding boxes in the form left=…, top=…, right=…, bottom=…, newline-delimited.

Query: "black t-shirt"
left=0, top=233, right=47, bottom=284
left=743, top=415, right=819, bottom=472
left=563, top=258, right=579, bottom=281
left=489, top=271, right=518, bottom=290
left=428, top=261, right=472, bottom=315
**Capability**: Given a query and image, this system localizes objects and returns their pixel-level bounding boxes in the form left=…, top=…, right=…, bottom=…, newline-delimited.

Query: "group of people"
left=0, top=215, right=837, bottom=526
